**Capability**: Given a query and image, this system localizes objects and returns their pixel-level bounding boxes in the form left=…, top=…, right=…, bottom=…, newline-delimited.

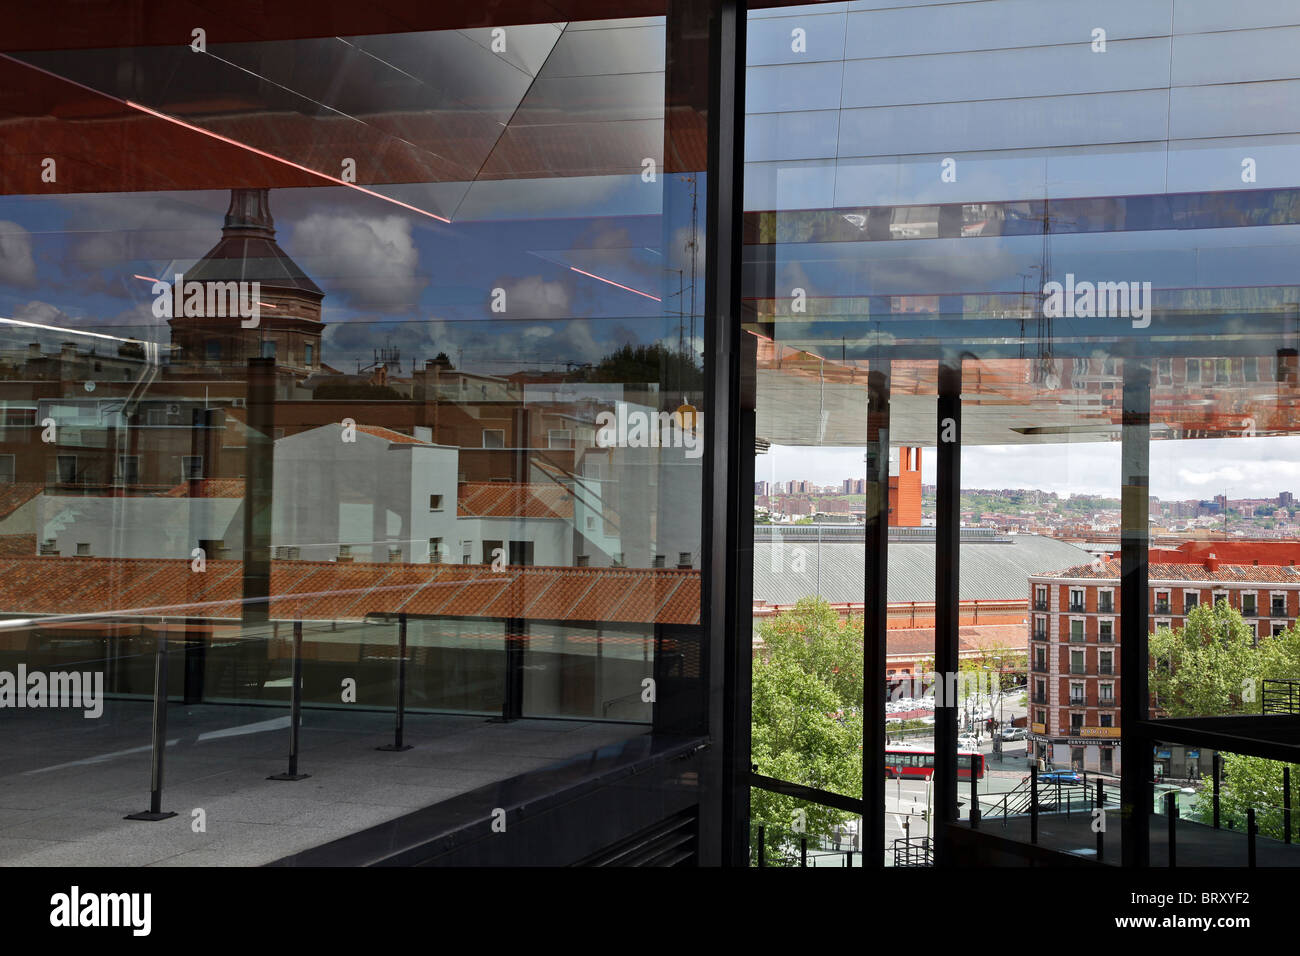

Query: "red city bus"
left=884, top=746, right=985, bottom=780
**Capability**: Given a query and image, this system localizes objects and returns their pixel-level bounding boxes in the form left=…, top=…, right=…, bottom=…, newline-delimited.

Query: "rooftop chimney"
left=1205, top=552, right=1219, bottom=572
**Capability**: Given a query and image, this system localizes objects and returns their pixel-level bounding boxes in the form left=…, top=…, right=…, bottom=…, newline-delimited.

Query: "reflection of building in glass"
left=1028, top=543, right=1300, bottom=775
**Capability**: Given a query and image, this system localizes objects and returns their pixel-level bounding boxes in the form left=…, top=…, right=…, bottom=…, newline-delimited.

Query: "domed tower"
left=168, top=188, right=324, bottom=372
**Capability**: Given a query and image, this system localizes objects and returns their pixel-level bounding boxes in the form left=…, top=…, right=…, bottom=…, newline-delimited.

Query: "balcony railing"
left=1155, top=602, right=1171, bottom=614
left=1069, top=696, right=1086, bottom=706
left=1069, top=664, right=1085, bottom=674
left=1099, top=632, right=1114, bottom=643
left=1032, top=693, right=1047, bottom=704
left=1068, top=633, right=1086, bottom=643
left=1098, top=664, right=1114, bottom=675
left=1273, top=604, right=1287, bottom=618
left=1098, top=601, right=1114, bottom=614
left=1242, top=607, right=1257, bottom=617
left=1032, top=662, right=1049, bottom=673
left=1068, top=602, right=1085, bottom=613
left=1032, top=630, right=1047, bottom=641
left=1033, top=599, right=1048, bottom=611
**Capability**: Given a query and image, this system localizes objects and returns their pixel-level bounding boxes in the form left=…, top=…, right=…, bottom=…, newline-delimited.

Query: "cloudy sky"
left=760, top=436, right=1300, bottom=502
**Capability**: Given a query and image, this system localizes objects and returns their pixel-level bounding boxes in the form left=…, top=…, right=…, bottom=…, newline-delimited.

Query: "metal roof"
left=753, top=534, right=1093, bottom=606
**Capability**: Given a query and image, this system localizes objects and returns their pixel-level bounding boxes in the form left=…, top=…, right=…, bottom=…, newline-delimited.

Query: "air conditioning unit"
left=166, top=403, right=180, bottom=415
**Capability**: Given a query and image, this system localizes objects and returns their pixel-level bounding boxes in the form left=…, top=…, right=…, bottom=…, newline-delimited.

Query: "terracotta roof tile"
left=0, top=558, right=699, bottom=625
left=457, top=482, right=573, bottom=519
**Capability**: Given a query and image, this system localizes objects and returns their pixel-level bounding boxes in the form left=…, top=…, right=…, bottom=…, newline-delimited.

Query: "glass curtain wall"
left=744, top=0, right=1300, bottom=867
left=0, top=6, right=709, bottom=866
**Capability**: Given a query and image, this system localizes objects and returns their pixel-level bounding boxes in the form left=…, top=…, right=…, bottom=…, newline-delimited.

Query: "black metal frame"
left=933, top=355, right=962, bottom=861
left=702, top=0, right=750, bottom=868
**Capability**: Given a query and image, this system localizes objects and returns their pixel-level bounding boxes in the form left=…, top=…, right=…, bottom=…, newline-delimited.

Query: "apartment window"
left=1099, top=650, right=1114, bottom=675
left=1033, top=616, right=1046, bottom=639
left=1034, top=586, right=1047, bottom=610
left=1035, top=709, right=1046, bottom=725
left=653, top=554, right=665, bottom=568
left=429, top=494, right=444, bottom=511
left=1034, top=680, right=1045, bottom=703
left=429, top=537, right=446, bottom=563
left=1069, top=619, right=1085, bottom=642
left=1098, top=589, right=1113, bottom=613
left=1070, top=682, right=1085, bottom=705
left=482, top=429, right=505, bottom=449
left=0, top=454, right=15, bottom=483
left=1275, top=624, right=1287, bottom=637
left=1098, top=619, right=1113, bottom=643
left=1242, top=592, right=1257, bottom=616
left=482, top=539, right=503, bottom=565
left=1155, top=590, right=1170, bottom=614
left=182, top=455, right=203, bottom=480
left=462, top=541, right=472, bottom=564
left=1070, top=650, right=1084, bottom=674
left=117, top=455, right=140, bottom=484
left=75, top=543, right=90, bottom=556
left=261, top=339, right=276, bottom=359
left=1099, top=682, right=1114, bottom=704
left=56, top=455, right=77, bottom=483
left=547, top=429, right=574, bottom=449
left=678, top=551, right=692, bottom=568
left=575, top=555, right=590, bottom=567
left=388, top=546, right=402, bottom=563
left=1070, top=714, right=1084, bottom=733
left=1069, top=588, right=1085, bottom=612
left=1100, top=714, right=1113, bottom=728
left=1184, top=591, right=1199, bottom=612
left=1213, top=591, right=1228, bottom=608
left=304, top=343, right=314, bottom=366
left=1272, top=593, right=1287, bottom=617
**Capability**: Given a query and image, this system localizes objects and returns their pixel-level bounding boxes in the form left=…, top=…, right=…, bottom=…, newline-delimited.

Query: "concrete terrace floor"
left=0, top=702, right=645, bottom=866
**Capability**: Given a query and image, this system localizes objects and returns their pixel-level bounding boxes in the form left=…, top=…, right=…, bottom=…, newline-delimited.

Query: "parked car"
left=999, top=727, right=1027, bottom=741
left=1036, top=769, right=1081, bottom=785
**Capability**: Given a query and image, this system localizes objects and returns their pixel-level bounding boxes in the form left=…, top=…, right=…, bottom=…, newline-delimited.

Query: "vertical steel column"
left=1213, top=752, right=1222, bottom=828
left=1121, top=361, right=1152, bottom=867
left=934, top=356, right=961, bottom=861
left=378, top=613, right=412, bottom=751
left=1286, top=766, right=1293, bottom=844
left=269, top=620, right=309, bottom=781
left=125, top=629, right=178, bottom=821
left=864, top=364, right=891, bottom=867
left=701, top=0, right=750, bottom=867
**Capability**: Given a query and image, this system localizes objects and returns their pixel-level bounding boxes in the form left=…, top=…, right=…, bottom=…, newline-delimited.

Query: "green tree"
left=1152, top=604, right=1300, bottom=839
left=751, top=598, right=864, bottom=864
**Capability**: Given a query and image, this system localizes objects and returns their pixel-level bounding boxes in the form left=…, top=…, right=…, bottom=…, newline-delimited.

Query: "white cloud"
left=0, top=221, right=37, bottom=287
left=291, top=213, right=425, bottom=311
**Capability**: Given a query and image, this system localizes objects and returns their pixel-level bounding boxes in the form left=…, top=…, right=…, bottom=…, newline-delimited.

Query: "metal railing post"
left=1248, top=808, right=1257, bottom=867
left=1166, top=790, right=1177, bottom=868
left=1285, top=767, right=1292, bottom=845
left=1030, top=765, right=1039, bottom=844
left=1213, top=752, right=1221, bottom=829
left=269, top=620, right=310, bottom=780
left=125, top=630, right=177, bottom=821
left=377, top=612, right=412, bottom=752
left=1096, top=780, right=1105, bottom=862
left=757, top=826, right=765, bottom=868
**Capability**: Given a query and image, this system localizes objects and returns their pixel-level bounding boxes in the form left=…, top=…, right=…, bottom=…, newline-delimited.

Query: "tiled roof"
left=0, top=534, right=35, bottom=557
left=1036, top=558, right=1300, bottom=584
left=0, top=558, right=699, bottom=626
left=458, top=482, right=573, bottom=519
left=753, top=534, right=1093, bottom=605
left=0, top=482, right=42, bottom=519
left=885, top=623, right=1026, bottom=658
left=162, top=478, right=246, bottom=498
left=354, top=425, right=430, bottom=445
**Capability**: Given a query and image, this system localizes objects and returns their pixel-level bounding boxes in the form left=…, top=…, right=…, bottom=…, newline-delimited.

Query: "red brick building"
left=1028, top=546, right=1300, bottom=775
